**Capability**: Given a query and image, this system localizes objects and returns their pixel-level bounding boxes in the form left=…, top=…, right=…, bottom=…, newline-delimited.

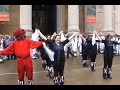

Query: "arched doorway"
left=32, top=5, right=57, bottom=35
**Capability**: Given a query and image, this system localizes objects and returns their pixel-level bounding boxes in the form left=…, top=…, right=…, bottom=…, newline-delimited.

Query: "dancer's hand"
left=36, top=29, right=40, bottom=33
left=58, top=30, right=63, bottom=35
left=42, top=42, right=46, bottom=46
left=53, top=32, right=57, bottom=35
left=60, top=31, right=63, bottom=33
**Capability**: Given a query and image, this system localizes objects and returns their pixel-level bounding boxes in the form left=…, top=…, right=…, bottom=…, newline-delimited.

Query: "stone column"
left=103, top=5, right=113, bottom=34
left=20, top=5, right=32, bottom=37
left=57, top=5, right=66, bottom=33
left=68, top=5, right=80, bottom=33
left=115, top=5, right=120, bottom=34
left=57, top=5, right=62, bottom=33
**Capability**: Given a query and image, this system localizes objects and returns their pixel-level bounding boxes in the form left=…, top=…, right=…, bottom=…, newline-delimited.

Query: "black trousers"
left=53, top=61, right=65, bottom=77
left=46, top=58, right=52, bottom=67
left=11, top=53, right=16, bottom=60
left=41, top=53, right=52, bottom=67
left=82, top=54, right=88, bottom=61
left=7, top=55, right=10, bottom=60
left=104, top=54, right=113, bottom=68
left=7, top=54, right=16, bottom=60
left=91, top=54, right=97, bottom=62
left=67, top=47, right=74, bottom=58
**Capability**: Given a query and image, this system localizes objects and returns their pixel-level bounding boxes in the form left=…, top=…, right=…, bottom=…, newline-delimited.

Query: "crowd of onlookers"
left=0, top=34, right=16, bottom=63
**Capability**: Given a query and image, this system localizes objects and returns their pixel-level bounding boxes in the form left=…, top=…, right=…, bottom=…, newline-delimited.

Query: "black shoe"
left=60, top=81, right=64, bottom=85
left=103, top=68, right=107, bottom=79
left=54, top=77, right=58, bottom=85
left=103, top=71, right=107, bottom=79
left=107, top=68, right=112, bottom=79
left=54, top=80, right=58, bottom=85
left=91, top=66, right=95, bottom=72
left=107, top=74, right=112, bottom=79
left=55, top=83, right=59, bottom=85
left=103, top=73, right=107, bottom=79
left=49, top=72, right=54, bottom=79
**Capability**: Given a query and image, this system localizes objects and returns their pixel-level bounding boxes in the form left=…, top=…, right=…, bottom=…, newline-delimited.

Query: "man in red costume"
left=0, top=28, right=43, bottom=85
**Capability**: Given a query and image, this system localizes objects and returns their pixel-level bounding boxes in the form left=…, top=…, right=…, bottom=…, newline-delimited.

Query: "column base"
left=115, top=30, right=120, bottom=35
left=85, top=31, right=93, bottom=35
left=67, top=29, right=80, bottom=35
left=102, top=30, right=114, bottom=35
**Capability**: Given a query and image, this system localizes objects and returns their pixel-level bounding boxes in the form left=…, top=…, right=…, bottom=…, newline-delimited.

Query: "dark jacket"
left=81, top=40, right=89, bottom=55
left=102, top=39, right=118, bottom=58
left=87, top=38, right=97, bottom=56
left=47, top=39, right=69, bottom=65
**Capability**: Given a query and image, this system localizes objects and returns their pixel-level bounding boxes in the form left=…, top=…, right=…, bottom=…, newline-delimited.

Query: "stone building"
left=0, top=5, right=119, bottom=37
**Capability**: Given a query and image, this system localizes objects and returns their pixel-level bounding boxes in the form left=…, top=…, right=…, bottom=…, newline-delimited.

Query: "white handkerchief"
left=43, top=45, right=54, bottom=61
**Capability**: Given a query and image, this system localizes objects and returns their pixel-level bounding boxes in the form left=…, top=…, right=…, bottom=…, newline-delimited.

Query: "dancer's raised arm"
left=79, top=33, right=86, bottom=41
left=68, top=32, right=78, bottom=41
left=51, top=32, right=57, bottom=40
left=94, top=31, right=101, bottom=40
left=37, top=29, right=47, bottom=41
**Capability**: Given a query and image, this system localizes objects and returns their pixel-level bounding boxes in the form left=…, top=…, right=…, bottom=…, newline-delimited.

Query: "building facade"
left=0, top=5, right=119, bottom=37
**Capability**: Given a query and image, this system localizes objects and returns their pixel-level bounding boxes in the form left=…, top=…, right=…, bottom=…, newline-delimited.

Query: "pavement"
left=0, top=54, right=120, bottom=85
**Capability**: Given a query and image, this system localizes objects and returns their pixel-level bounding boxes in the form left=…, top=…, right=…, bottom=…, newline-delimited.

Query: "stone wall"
left=0, top=5, right=20, bottom=35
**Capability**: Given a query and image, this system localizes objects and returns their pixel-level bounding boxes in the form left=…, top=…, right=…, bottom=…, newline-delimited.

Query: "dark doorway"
left=32, top=5, right=57, bottom=36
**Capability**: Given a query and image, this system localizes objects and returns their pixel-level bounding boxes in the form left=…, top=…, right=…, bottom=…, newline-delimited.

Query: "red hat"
left=13, top=28, right=26, bottom=38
